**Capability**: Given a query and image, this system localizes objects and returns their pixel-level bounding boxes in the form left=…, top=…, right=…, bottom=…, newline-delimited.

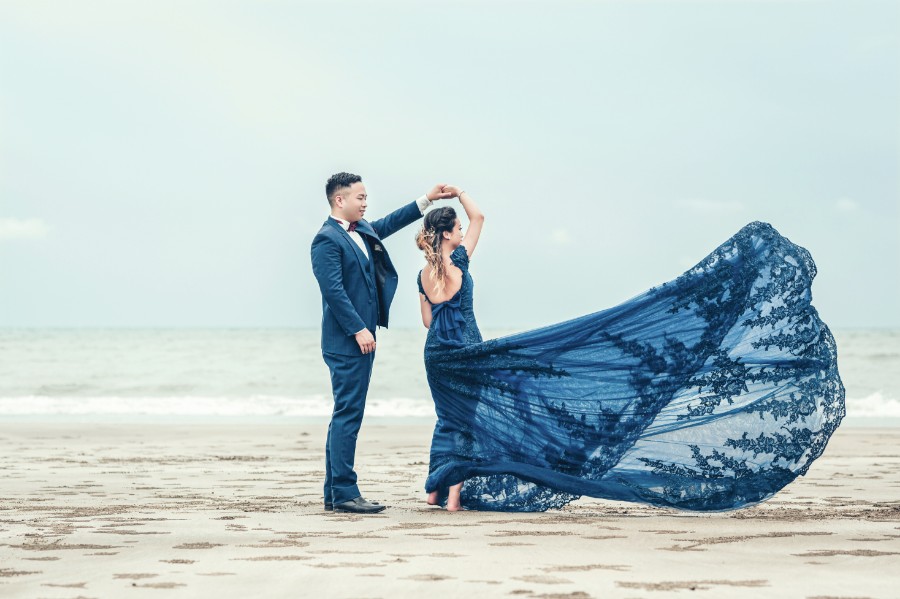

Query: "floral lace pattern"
left=421, top=223, right=845, bottom=511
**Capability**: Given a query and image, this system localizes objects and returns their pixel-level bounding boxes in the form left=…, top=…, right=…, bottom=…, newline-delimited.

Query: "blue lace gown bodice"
left=418, top=245, right=483, bottom=351
left=418, top=224, right=845, bottom=512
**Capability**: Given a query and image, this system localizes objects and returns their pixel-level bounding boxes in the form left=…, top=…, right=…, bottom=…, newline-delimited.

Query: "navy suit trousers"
left=322, top=350, right=375, bottom=504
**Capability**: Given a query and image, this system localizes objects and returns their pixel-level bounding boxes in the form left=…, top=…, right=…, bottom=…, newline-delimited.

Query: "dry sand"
left=0, top=420, right=898, bottom=598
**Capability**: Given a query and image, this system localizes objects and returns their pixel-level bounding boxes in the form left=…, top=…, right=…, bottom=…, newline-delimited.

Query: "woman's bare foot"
left=446, top=483, right=463, bottom=512
left=426, top=491, right=439, bottom=505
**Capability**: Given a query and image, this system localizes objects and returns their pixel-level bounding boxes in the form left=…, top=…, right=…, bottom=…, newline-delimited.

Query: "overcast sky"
left=1, top=0, right=897, bottom=330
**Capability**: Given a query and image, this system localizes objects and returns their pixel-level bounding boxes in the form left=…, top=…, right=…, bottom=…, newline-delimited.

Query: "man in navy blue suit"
left=311, top=172, right=452, bottom=514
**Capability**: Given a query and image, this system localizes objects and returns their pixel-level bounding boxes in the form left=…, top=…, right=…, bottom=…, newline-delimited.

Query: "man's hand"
left=427, top=183, right=455, bottom=202
left=440, top=185, right=462, bottom=198
left=355, top=328, right=376, bottom=354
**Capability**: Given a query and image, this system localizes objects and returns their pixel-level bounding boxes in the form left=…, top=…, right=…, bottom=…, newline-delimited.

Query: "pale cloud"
left=675, top=199, right=745, bottom=214
left=0, top=2, right=341, bottom=134
left=858, top=35, right=897, bottom=55
left=0, top=218, right=50, bottom=240
left=549, top=227, right=573, bottom=245
left=834, top=197, right=859, bottom=212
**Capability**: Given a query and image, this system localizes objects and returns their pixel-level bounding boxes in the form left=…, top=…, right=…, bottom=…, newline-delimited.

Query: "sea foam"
left=0, top=395, right=436, bottom=418
left=0, top=393, right=896, bottom=421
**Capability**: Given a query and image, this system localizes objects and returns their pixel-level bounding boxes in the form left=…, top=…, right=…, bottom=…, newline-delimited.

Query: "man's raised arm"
left=370, top=184, right=453, bottom=239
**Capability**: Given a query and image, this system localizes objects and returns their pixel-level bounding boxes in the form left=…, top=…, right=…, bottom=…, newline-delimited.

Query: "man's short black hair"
left=326, top=172, right=362, bottom=207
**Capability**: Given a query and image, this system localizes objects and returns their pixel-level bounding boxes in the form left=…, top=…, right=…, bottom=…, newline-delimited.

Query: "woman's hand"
left=441, top=184, right=463, bottom=198
left=427, top=184, right=455, bottom=202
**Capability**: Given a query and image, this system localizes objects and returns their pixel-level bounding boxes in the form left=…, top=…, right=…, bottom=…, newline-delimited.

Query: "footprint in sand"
left=794, top=549, right=900, bottom=557
left=0, top=568, right=41, bottom=577
left=512, top=575, right=572, bottom=585
left=403, top=574, right=455, bottom=581
left=232, top=555, right=311, bottom=561
left=616, top=579, right=768, bottom=591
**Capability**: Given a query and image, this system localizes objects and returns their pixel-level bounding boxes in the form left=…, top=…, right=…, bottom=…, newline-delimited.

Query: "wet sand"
left=0, top=421, right=898, bottom=598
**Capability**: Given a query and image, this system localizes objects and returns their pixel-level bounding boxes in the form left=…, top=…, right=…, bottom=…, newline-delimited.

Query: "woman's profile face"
left=443, top=218, right=463, bottom=248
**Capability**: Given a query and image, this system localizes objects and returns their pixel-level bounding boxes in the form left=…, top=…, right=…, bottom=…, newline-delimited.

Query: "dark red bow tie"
left=347, top=221, right=358, bottom=233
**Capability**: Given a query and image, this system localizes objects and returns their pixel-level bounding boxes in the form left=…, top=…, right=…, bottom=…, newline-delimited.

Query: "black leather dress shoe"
left=332, top=496, right=386, bottom=514
left=325, top=499, right=379, bottom=511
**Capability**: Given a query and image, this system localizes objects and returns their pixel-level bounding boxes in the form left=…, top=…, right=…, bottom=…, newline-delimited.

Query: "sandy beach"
left=0, top=420, right=898, bottom=598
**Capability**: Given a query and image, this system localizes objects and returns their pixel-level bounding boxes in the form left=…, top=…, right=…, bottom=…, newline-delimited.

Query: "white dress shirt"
left=331, top=194, right=433, bottom=335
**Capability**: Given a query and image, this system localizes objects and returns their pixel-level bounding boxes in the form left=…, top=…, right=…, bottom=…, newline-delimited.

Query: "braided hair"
left=415, top=207, right=458, bottom=296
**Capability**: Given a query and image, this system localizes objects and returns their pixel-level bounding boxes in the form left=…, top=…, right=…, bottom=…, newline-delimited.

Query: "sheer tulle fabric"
left=419, top=222, right=845, bottom=512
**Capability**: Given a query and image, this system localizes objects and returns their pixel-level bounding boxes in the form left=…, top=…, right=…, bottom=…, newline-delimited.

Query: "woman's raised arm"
left=445, top=187, right=484, bottom=257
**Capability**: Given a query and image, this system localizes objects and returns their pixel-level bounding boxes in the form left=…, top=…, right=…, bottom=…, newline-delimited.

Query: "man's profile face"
left=336, top=181, right=367, bottom=221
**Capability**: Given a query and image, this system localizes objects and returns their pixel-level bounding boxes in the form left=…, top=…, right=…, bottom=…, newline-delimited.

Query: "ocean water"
left=0, top=328, right=897, bottom=425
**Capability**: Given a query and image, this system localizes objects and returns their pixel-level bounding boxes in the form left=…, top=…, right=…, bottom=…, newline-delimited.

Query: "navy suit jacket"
left=311, top=201, right=424, bottom=356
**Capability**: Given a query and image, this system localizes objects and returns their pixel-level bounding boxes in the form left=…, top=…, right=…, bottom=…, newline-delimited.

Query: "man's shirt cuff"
left=416, top=194, right=433, bottom=214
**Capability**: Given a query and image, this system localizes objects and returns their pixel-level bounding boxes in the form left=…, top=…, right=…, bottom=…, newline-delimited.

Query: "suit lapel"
left=325, top=218, right=374, bottom=292
left=353, top=220, right=378, bottom=239
left=351, top=221, right=386, bottom=266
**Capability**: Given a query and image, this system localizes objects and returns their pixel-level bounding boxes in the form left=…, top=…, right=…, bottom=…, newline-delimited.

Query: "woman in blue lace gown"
left=416, top=189, right=486, bottom=510
left=415, top=189, right=844, bottom=512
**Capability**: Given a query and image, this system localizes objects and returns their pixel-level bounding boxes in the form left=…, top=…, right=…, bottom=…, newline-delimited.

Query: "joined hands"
left=427, top=184, right=464, bottom=202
